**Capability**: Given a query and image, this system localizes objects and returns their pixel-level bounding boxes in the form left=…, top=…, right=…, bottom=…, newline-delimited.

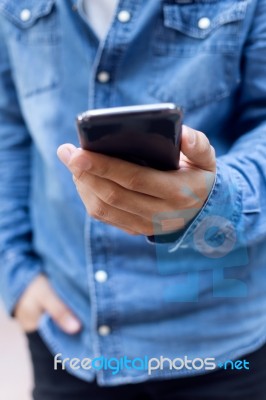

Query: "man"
left=0, top=0, right=266, bottom=399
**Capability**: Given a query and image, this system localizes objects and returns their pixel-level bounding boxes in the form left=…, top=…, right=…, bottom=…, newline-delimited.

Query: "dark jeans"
left=27, top=332, right=266, bottom=400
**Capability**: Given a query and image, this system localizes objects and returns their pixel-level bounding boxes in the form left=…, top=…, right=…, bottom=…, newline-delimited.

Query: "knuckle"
left=105, top=189, right=119, bottom=206
left=128, top=171, right=143, bottom=191
left=98, top=163, right=110, bottom=177
left=90, top=201, right=108, bottom=220
left=72, top=169, right=86, bottom=183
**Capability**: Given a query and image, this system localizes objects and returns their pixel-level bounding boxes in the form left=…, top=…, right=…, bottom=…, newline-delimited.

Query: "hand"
left=57, top=125, right=216, bottom=236
left=14, top=275, right=81, bottom=334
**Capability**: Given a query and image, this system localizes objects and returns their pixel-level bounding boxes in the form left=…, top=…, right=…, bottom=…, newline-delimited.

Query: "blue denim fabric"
left=0, top=0, right=266, bottom=386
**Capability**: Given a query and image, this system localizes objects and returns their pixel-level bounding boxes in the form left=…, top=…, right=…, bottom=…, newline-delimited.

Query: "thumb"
left=57, top=143, right=77, bottom=167
left=181, top=125, right=216, bottom=172
left=39, top=281, right=81, bottom=335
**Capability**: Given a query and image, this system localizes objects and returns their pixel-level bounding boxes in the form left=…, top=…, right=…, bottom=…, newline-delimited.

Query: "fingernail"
left=57, top=145, right=74, bottom=166
left=188, top=129, right=196, bottom=145
left=63, top=316, right=81, bottom=334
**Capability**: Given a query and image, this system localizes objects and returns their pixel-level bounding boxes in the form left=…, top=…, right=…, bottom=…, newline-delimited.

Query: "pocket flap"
left=163, top=1, right=248, bottom=39
left=0, top=0, right=55, bottom=29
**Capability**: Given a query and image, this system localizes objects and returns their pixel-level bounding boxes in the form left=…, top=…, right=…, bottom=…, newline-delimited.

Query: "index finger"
left=65, top=147, right=175, bottom=199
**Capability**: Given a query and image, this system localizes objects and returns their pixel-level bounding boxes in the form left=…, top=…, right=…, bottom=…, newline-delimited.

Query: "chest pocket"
left=155, top=0, right=248, bottom=55
left=149, top=0, right=249, bottom=111
left=0, top=0, right=60, bottom=98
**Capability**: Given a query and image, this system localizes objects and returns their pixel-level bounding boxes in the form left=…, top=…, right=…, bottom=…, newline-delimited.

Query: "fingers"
left=80, top=191, right=156, bottom=236
left=75, top=173, right=166, bottom=220
left=181, top=125, right=216, bottom=172
left=58, top=144, right=175, bottom=199
left=39, top=279, right=81, bottom=335
left=58, top=142, right=215, bottom=210
left=15, top=275, right=81, bottom=335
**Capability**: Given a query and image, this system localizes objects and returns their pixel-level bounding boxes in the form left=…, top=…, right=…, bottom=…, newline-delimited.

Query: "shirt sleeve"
left=149, top=0, right=266, bottom=260
left=0, top=21, right=42, bottom=314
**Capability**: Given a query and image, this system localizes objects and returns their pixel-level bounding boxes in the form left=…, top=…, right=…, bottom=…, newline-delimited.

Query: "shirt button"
left=20, top=9, right=32, bottom=22
left=98, top=325, right=111, bottom=336
left=198, top=17, right=211, bottom=30
left=95, top=270, right=108, bottom=283
left=97, top=71, right=110, bottom=83
left=117, top=10, right=131, bottom=23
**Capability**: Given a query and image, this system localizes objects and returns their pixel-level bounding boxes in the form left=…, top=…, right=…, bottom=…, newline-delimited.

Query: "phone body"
left=76, top=103, right=183, bottom=171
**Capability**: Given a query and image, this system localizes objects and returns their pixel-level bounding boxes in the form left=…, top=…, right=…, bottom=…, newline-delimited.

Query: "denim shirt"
left=1, top=0, right=266, bottom=385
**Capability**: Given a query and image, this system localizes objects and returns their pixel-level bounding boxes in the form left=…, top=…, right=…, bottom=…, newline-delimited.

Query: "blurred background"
left=0, top=302, right=32, bottom=400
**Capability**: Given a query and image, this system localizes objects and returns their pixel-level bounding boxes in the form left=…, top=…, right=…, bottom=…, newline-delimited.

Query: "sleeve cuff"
left=146, top=159, right=243, bottom=253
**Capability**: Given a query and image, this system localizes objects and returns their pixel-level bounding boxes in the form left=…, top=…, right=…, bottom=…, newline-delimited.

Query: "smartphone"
left=76, top=103, right=183, bottom=171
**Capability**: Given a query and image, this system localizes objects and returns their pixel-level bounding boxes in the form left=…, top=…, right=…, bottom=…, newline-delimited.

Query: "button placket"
left=92, top=0, right=142, bottom=109
left=91, top=225, right=113, bottom=342
left=87, top=2, right=143, bottom=377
